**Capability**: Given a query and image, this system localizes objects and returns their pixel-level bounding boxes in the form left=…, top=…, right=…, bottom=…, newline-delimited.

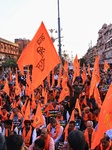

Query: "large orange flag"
left=72, top=54, right=80, bottom=83
left=32, top=103, right=44, bottom=128
left=92, top=83, right=112, bottom=149
left=104, top=60, right=110, bottom=72
left=89, top=55, right=100, bottom=98
left=31, top=22, right=61, bottom=89
left=3, top=79, right=9, bottom=96
left=17, top=22, right=61, bottom=88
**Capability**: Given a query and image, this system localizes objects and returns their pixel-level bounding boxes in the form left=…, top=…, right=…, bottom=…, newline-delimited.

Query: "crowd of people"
left=0, top=64, right=112, bottom=150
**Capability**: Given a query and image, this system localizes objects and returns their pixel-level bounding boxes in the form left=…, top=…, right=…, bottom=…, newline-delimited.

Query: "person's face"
left=51, top=122, right=56, bottom=128
left=13, top=109, right=18, bottom=115
left=87, top=122, right=93, bottom=132
left=85, top=108, right=90, bottom=114
left=25, top=123, right=31, bottom=130
left=40, top=129, right=48, bottom=139
left=68, top=123, right=75, bottom=132
left=57, top=112, right=62, bottom=118
left=101, top=139, right=109, bottom=149
left=2, top=109, right=6, bottom=114
left=74, top=109, right=78, bottom=115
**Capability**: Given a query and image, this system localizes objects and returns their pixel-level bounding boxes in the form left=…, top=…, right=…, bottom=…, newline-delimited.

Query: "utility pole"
left=57, top=0, right=61, bottom=58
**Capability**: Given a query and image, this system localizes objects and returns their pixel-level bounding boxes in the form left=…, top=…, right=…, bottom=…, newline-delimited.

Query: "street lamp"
left=57, top=0, right=62, bottom=58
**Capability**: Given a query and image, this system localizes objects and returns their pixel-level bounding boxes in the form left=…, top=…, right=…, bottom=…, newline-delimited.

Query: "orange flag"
left=81, top=63, right=87, bottom=84
left=32, top=103, right=44, bottom=128
left=23, top=100, right=31, bottom=121
left=94, top=86, right=102, bottom=109
left=3, top=79, right=9, bottom=96
left=58, top=72, right=70, bottom=103
left=32, top=22, right=61, bottom=89
left=104, top=60, right=110, bottom=72
left=15, top=76, right=21, bottom=96
left=75, top=99, right=82, bottom=116
left=64, top=109, right=75, bottom=141
left=92, top=83, right=112, bottom=149
left=63, top=60, right=68, bottom=73
left=87, top=63, right=91, bottom=76
left=17, top=22, right=61, bottom=88
left=72, top=54, right=80, bottom=83
left=89, top=55, right=100, bottom=98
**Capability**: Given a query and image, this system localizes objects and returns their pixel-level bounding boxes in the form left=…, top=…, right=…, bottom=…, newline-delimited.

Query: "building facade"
left=15, top=38, right=30, bottom=55
left=0, top=37, right=19, bottom=65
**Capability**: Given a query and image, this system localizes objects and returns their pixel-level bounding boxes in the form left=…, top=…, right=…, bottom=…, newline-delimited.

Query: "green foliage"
left=2, top=58, right=17, bottom=68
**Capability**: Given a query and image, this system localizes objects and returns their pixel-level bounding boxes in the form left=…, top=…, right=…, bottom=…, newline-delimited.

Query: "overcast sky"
left=0, top=0, right=112, bottom=59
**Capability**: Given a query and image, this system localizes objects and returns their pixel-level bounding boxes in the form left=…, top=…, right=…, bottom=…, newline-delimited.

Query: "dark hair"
left=50, top=117, right=56, bottom=123
left=69, top=121, right=75, bottom=126
left=34, top=138, right=45, bottom=149
left=6, top=134, right=23, bottom=150
left=68, top=130, right=85, bottom=150
left=0, top=133, right=6, bottom=150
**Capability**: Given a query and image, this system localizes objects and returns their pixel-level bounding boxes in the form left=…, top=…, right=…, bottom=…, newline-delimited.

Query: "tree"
left=2, top=58, right=17, bottom=68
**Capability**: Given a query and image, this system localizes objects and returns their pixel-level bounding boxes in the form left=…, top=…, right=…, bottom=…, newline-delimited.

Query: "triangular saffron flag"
left=89, top=55, right=100, bottom=98
left=23, top=100, right=31, bottom=121
left=32, top=22, right=61, bottom=89
left=3, top=79, right=9, bottom=96
left=32, top=103, right=44, bottom=128
left=75, top=99, right=82, bottom=116
left=64, top=109, right=75, bottom=141
left=92, top=83, right=112, bottom=149
left=104, top=60, right=110, bottom=72
left=72, top=54, right=80, bottom=83
left=87, top=63, right=91, bottom=76
left=94, top=86, right=102, bottom=109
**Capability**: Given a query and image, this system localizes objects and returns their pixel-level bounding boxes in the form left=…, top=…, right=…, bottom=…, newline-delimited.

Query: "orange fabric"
left=104, top=60, right=110, bottom=72
left=22, top=126, right=32, bottom=147
left=10, top=112, right=22, bottom=120
left=63, top=60, right=68, bottom=73
left=56, top=116, right=64, bottom=121
left=38, top=135, right=50, bottom=150
left=32, top=103, right=44, bottom=128
left=72, top=54, right=80, bottom=83
left=75, top=99, right=82, bottom=116
left=94, top=86, right=102, bottom=108
left=23, top=101, right=31, bottom=121
left=92, top=83, right=112, bottom=149
left=82, top=64, right=87, bottom=84
left=83, top=112, right=94, bottom=122
left=100, top=140, right=112, bottom=150
left=3, top=79, right=9, bottom=96
left=44, top=103, right=54, bottom=113
left=58, top=73, right=70, bottom=103
left=64, top=109, right=75, bottom=141
left=88, top=63, right=91, bottom=76
left=1, top=111, right=9, bottom=121
left=15, top=76, right=21, bottom=96
left=89, top=55, right=100, bottom=98
left=47, top=121, right=60, bottom=140
left=84, top=128, right=95, bottom=148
